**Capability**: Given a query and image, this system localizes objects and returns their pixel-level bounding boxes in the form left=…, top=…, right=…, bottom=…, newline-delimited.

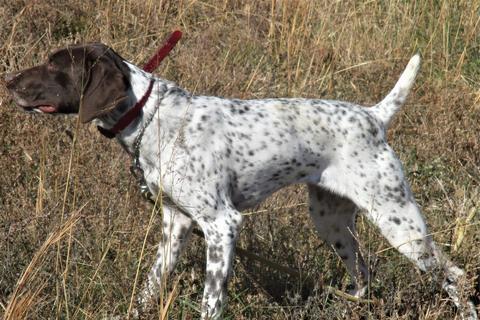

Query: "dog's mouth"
left=9, top=93, right=59, bottom=114
left=35, top=105, right=57, bottom=113
left=21, top=104, right=58, bottom=113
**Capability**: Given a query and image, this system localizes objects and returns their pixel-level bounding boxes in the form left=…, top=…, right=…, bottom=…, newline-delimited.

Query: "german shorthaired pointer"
left=5, top=43, right=477, bottom=319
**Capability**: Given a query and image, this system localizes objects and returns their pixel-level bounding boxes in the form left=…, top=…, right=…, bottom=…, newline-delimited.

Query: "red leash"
left=98, top=30, right=182, bottom=139
left=143, top=30, right=182, bottom=73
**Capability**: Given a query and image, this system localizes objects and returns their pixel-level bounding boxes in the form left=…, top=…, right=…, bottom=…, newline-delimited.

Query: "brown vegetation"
left=0, top=1, right=479, bottom=319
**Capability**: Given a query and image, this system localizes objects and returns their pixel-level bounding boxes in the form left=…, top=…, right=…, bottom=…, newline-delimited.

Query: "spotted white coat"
left=93, top=55, right=476, bottom=320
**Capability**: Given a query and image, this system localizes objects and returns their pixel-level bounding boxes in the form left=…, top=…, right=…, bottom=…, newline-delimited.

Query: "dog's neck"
left=94, top=60, right=186, bottom=154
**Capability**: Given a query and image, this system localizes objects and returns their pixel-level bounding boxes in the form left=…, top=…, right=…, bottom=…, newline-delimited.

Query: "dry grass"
left=0, top=0, right=479, bottom=319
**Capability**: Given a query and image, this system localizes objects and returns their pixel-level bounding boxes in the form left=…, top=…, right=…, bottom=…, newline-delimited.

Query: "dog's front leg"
left=137, top=204, right=193, bottom=313
left=199, top=207, right=243, bottom=319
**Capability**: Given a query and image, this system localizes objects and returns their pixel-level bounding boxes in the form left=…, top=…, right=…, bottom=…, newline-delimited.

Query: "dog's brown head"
left=5, top=43, right=131, bottom=123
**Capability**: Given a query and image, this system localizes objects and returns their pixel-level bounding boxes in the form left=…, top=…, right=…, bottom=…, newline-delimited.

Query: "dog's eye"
left=47, top=61, right=58, bottom=71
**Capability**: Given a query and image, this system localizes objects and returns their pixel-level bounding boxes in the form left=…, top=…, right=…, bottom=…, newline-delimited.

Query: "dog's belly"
left=230, top=179, right=304, bottom=211
left=228, top=151, right=328, bottom=211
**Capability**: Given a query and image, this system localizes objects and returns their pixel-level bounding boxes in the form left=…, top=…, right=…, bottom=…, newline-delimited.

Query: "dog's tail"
left=370, top=54, right=421, bottom=128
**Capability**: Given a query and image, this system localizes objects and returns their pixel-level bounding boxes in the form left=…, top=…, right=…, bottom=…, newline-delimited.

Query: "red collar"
left=97, top=30, right=182, bottom=139
left=97, top=78, right=155, bottom=139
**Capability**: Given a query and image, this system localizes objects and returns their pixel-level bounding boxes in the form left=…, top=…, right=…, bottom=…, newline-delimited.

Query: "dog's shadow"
left=236, top=253, right=318, bottom=303
left=230, top=202, right=347, bottom=306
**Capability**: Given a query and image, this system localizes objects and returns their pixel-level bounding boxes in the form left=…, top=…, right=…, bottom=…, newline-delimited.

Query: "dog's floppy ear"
left=79, top=44, right=131, bottom=123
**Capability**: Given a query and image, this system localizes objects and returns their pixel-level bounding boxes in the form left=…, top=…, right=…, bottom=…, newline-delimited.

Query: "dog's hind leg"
left=308, top=185, right=369, bottom=297
left=317, top=145, right=477, bottom=319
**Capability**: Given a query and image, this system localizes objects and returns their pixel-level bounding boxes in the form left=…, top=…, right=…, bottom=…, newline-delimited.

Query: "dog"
left=4, top=43, right=477, bottom=319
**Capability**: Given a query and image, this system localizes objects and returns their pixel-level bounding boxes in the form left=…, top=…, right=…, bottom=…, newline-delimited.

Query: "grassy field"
left=0, top=0, right=479, bottom=319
